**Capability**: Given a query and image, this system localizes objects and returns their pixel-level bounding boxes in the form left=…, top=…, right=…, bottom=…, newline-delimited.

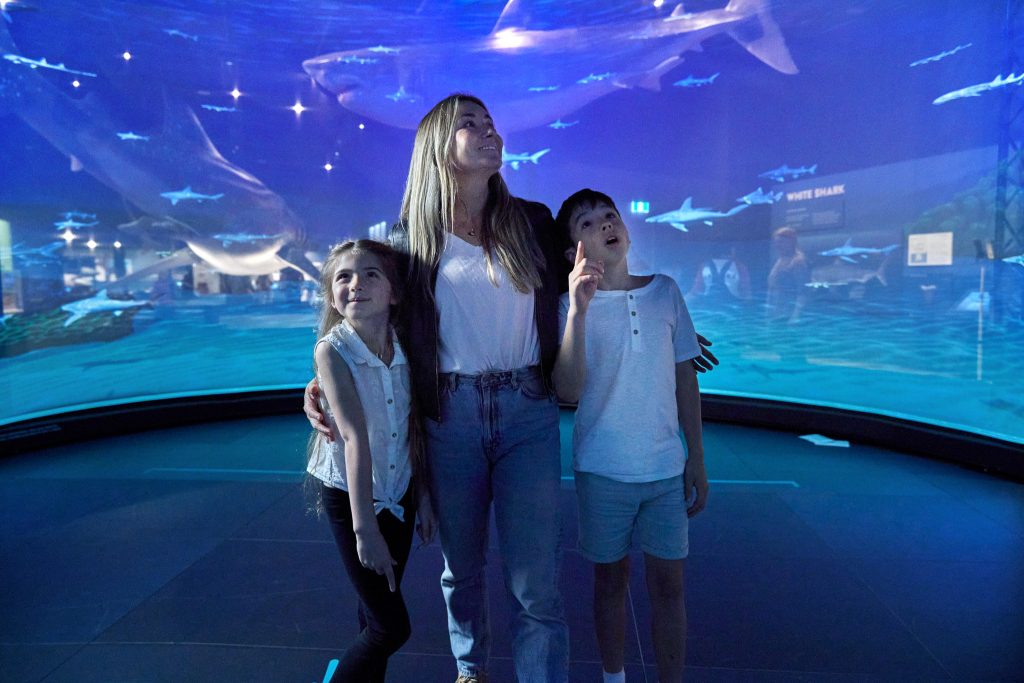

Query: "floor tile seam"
left=83, top=489, right=299, bottom=650
left=843, top=564, right=956, bottom=680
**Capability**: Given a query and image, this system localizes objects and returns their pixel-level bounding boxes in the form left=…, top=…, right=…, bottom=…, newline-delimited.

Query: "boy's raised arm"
left=553, top=242, right=601, bottom=403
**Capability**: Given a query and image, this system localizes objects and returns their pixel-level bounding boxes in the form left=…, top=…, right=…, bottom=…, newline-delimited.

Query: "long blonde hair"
left=399, top=93, right=544, bottom=294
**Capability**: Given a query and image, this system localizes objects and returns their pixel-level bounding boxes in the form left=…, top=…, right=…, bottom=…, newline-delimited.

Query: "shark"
left=910, top=43, right=972, bottom=68
left=60, top=211, right=96, bottom=220
left=549, top=119, right=579, bottom=129
left=759, top=163, right=817, bottom=183
left=819, top=239, right=898, bottom=263
left=645, top=197, right=748, bottom=232
left=502, top=147, right=550, bottom=170
left=673, top=72, right=720, bottom=87
left=933, top=73, right=1024, bottom=105
left=200, top=104, right=237, bottom=113
left=53, top=218, right=97, bottom=230
left=160, top=186, right=225, bottom=205
left=0, top=20, right=317, bottom=288
left=303, top=0, right=797, bottom=133
left=738, top=187, right=782, bottom=205
left=60, top=289, right=149, bottom=327
left=116, top=131, right=150, bottom=141
left=1003, top=254, right=1024, bottom=267
left=163, top=28, right=199, bottom=42
left=2, top=52, right=96, bottom=77
left=11, top=240, right=63, bottom=266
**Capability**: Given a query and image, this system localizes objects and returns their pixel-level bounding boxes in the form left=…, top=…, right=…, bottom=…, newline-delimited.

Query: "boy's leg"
left=594, top=557, right=630, bottom=676
left=575, top=472, right=643, bottom=679
left=635, top=475, right=689, bottom=683
left=644, top=556, right=686, bottom=683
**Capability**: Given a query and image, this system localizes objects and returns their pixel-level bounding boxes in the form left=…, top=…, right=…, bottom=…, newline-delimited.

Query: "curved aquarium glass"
left=1, top=0, right=1021, bottom=447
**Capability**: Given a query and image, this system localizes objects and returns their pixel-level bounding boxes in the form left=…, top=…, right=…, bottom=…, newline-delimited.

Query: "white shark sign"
left=303, top=0, right=797, bottom=132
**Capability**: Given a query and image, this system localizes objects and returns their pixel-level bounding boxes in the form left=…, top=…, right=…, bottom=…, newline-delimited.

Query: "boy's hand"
left=303, top=378, right=333, bottom=440
left=684, top=457, right=708, bottom=518
left=568, top=241, right=602, bottom=314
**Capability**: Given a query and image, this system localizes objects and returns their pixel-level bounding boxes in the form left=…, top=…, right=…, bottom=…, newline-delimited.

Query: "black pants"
left=322, top=483, right=416, bottom=683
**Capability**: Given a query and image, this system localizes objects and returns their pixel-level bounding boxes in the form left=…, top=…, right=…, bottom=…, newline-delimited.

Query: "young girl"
left=306, top=239, right=434, bottom=683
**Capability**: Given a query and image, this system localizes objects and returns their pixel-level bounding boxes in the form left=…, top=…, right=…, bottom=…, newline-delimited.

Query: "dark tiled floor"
left=1, top=414, right=1022, bottom=682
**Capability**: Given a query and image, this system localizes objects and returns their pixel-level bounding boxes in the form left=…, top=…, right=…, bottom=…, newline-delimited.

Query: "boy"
left=552, top=189, right=709, bottom=683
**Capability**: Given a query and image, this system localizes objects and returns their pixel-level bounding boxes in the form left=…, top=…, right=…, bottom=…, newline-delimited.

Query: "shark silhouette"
left=303, top=0, right=797, bottom=132
left=0, top=21, right=317, bottom=291
left=646, top=197, right=749, bottom=232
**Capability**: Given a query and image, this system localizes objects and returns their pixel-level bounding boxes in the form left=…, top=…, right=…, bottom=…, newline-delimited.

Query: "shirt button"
left=631, top=311, right=636, bottom=316
left=390, top=464, right=396, bottom=470
left=629, top=295, right=634, bottom=300
left=387, top=399, right=393, bottom=404
left=392, top=433, right=398, bottom=438
left=633, top=329, right=639, bottom=335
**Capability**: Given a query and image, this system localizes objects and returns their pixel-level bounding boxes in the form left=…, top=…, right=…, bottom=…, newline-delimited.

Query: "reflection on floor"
left=1, top=412, right=1022, bottom=682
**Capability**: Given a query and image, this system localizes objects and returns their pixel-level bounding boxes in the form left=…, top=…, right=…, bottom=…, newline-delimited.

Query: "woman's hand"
left=355, top=528, right=398, bottom=592
left=303, top=378, right=333, bottom=439
left=692, top=334, right=719, bottom=373
left=416, top=490, right=437, bottom=547
left=568, top=241, right=602, bottom=315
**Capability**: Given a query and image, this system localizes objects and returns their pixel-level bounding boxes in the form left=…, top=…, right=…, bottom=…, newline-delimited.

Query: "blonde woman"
left=308, top=94, right=568, bottom=683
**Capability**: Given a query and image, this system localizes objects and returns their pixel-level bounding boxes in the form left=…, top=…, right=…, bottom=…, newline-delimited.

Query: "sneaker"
left=455, top=674, right=487, bottom=683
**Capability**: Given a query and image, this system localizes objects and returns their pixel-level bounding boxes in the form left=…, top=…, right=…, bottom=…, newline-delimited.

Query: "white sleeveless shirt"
left=307, top=320, right=413, bottom=521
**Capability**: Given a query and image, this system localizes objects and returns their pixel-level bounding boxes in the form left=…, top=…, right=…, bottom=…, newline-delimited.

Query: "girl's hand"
left=568, top=241, right=602, bottom=315
left=356, top=529, right=398, bottom=591
left=303, top=378, right=332, bottom=439
left=416, top=490, right=437, bottom=547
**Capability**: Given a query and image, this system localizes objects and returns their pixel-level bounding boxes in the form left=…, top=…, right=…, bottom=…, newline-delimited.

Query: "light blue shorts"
left=575, top=471, right=689, bottom=563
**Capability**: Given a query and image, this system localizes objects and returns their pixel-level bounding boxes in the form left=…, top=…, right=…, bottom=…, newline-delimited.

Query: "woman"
left=309, top=93, right=569, bottom=683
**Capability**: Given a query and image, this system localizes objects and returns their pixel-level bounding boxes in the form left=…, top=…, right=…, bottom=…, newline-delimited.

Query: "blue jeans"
left=426, top=366, right=569, bottom=683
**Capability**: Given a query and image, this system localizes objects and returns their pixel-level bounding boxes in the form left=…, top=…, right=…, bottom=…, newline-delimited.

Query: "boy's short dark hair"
left=554, top=188, right=620, bottom=241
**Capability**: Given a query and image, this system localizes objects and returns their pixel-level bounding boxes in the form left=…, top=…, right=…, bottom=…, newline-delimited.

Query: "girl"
left=306, top=239, right=434, bottom=683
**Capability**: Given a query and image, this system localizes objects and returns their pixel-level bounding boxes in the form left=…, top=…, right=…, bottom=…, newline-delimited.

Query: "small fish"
left=60, top=211, right=96, bottom=220
left=200, top=104, right=238, bottom=113
left=819, top=239, right=898, bottom=263
left=116, top=131, right=150, bottom=141
left=528, top=85, right=560, bottom=92
left=163, top=28, right=199, bottom=42
left=501, top=148, right=550, bottom=170
left=673, top=72, right=719, bottom=87
left=1003, top=254, right=1024, bottom=267
left=548, top=119, right=578, bottom=129
left=160, top=185, right=225, bottom=205
left=53, top=218, right=97, bottom=230
left=337, top=55, right=378, bottom=65
left=758, top=163, right=817, bottom=183
left=2, top=53, right=96, bottom=77
left=933, top=72, right=1024, bottom=105
left=576, top=72, right=614, bottom=85
left=910, top=43, right=972, bottom=67
left=367, top=45, right=399, bottom=54
left=385, top=86, right=418, bottom=103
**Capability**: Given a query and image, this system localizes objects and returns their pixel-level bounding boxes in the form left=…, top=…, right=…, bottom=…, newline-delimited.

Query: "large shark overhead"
left=303, top=0, right=798, bottom=132
left=0, top=20, right=317, bottom=286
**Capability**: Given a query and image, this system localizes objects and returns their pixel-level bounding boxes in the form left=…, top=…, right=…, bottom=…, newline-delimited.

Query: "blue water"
left=1, top=0, right=1022, bottom=446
